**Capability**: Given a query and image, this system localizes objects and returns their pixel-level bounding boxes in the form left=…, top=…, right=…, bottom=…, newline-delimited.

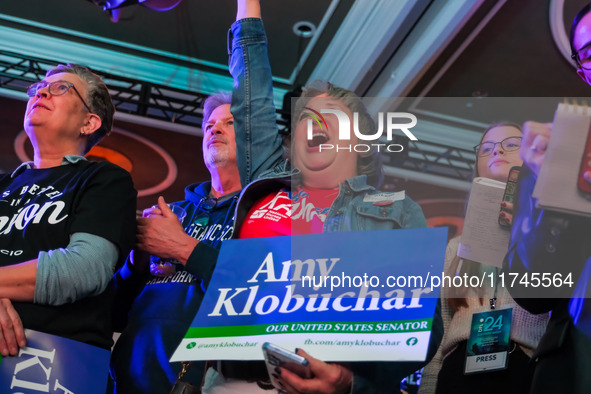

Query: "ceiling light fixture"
left=292, top=21, right=316, bottom=38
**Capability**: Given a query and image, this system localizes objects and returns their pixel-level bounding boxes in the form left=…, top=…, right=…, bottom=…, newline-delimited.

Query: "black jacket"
left=504, top=166, right=591, bottom=393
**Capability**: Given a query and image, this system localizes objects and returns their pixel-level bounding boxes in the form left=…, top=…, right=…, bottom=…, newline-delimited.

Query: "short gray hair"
left=46, top=63, right=114, bottom=154
left=202, top=92, right=232, bottom=131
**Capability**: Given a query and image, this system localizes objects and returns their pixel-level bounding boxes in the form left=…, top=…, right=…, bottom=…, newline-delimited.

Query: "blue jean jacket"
left=231, top=18, right=440, bottom=394
left=229, top=18, right=284, bottom=188
left=235, top=173, right=428, bottom=235
left=321, top=175, right=427, bottom=231
left=229, top=19, right=426, bottom=233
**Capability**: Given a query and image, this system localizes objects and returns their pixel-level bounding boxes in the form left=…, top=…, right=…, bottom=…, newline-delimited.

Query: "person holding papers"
left=503, top=5, right=591, bottom=393
left=0, top=63, right=136, bottom=354
left=200, top=81, right=442, bottom=393
left=419, top=123, right=549, bottom=394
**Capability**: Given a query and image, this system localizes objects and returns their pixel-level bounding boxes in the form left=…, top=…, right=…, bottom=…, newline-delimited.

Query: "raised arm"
left=230, top=0, right=284, bottom=187
left=236, top=0, right=261, bottom=19
left=503, top=122, right=590, bottom=311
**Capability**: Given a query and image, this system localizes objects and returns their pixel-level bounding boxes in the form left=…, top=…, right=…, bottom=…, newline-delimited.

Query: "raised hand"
left=520, top=121, right=551, bottom=177
left=136, top=196, right=196, bottom=265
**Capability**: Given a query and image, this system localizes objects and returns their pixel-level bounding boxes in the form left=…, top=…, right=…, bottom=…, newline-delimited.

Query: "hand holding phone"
left=262, top=342, right=311, bottom=391
left=499, top=166, right=521, bottom=228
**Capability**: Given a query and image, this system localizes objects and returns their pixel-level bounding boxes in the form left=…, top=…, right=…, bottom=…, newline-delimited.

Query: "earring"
left=81, top=131, right=85, bottom=135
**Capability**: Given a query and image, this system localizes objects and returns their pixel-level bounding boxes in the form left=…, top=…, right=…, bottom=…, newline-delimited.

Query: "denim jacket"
left=231, top=18, right=440, bottom=394
left=322, top=175, right=427, bottom=231
left=229, top=18, right=284, bottom=188
left=234, top=172, right=428, bottom=235
left=229, top=20, right=426, bottom=233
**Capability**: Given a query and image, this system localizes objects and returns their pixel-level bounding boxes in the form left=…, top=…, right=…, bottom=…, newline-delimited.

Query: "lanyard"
left=489, top=267, right=500, bottom=310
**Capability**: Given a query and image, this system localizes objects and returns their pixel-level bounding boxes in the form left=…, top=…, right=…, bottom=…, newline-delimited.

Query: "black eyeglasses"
left=27, top=80, right=93, bottom=113
left=572, top=42, right=591, bottom=70
left=473, top=136, right=522, bottom=157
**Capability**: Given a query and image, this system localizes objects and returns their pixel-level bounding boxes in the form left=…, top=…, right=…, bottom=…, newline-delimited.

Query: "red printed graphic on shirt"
left=238, top=189, right=291, bottom=238
left=238, top=187, right=339, bottom=238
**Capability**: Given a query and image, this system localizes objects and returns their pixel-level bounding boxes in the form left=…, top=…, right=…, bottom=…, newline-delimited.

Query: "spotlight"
left=88, top=0, right=183, bottom=22
left=139, top=0, right=183, bottom=11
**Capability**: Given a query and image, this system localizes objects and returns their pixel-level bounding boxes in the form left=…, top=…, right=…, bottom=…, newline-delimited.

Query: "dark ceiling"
left=414, top=0, right=590, bottom=98
left=0, top=0, right=353, bottom=87
left=2, top=0, right=591, bottom=190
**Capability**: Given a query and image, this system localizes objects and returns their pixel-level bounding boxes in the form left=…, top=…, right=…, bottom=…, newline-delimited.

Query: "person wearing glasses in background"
left=419, top=123, right=548, bottom=394
left=503, top=4, right=591, bottom=393
left=109, top=0, right=285, bottom=392
left=0, top=64, right=137, bottom=355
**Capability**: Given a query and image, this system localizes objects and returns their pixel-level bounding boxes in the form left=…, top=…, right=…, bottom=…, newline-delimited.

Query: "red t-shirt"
left=238, top=186, right=339, bottom=238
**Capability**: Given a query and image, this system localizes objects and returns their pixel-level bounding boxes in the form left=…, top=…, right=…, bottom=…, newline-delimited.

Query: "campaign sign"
left=171, top=228, right=446, bottom=363
left=0, top=329, right=110, bottom=393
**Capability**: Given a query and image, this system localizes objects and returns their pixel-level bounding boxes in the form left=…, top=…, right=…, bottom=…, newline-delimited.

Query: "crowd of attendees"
left=1, top=1, right=591, bottom=393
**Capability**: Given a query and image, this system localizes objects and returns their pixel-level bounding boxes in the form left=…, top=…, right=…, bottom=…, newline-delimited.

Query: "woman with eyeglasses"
left=418, top=123, right=549, bottom=394
left=0, top=63, right=136, bottom=354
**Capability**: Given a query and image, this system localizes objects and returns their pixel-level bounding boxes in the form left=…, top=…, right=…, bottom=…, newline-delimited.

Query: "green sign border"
left=186, top=318, right=432, bottom=339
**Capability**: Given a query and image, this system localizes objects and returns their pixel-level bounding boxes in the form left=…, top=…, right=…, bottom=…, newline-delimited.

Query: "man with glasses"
left=109, top=1, right=284, bottom=392
left=573, top=2, right=591, bottom=95
left=503, top=4, right=591, bottom=393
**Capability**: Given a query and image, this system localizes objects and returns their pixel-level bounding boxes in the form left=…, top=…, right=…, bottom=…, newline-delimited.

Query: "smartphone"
left=577, top=127, right=591, bottom=197
left=262, top=342, right=311, bottom=390
left=499, top=166, right=521, bottom=228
